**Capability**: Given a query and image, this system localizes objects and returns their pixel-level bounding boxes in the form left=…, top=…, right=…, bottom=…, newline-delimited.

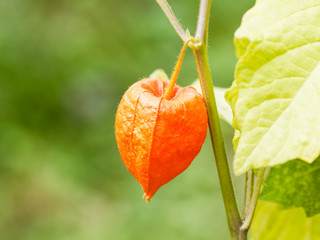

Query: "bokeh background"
left=0, top=0, right=254, bottom=239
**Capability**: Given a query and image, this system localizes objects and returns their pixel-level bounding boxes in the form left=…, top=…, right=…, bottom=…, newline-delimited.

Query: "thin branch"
left=241, top=169, right=266, bottom=231
left=156, top=0, right=188, bottom=41
left=242, top=170, right=253, bottom=220
left=195, top=0, right=211, bottom=42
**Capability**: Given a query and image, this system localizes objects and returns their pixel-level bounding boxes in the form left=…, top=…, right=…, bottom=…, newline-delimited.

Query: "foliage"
left=251, top=201, right=320, bottom=240
left=225, top=0, right=320, bottom=238
left=260, top=156, right=320, bottom=217
left=226, top=0, right=320, bottom=175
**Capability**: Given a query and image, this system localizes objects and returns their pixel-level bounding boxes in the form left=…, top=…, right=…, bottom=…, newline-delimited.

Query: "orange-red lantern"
left=115, top=78, right=207, bottom=201
left=115, top=39, right=208, bottom=201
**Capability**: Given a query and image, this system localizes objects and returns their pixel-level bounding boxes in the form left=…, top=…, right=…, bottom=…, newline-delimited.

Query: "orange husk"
left=115, top=78, right=208, bottom=201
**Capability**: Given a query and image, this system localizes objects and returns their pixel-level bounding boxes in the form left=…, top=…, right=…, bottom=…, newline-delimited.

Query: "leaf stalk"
left=242, top=170, right=253, bottom=219
left=241, top=169, right=266, bottom=231
left=155, top=0, right=187, bottom=41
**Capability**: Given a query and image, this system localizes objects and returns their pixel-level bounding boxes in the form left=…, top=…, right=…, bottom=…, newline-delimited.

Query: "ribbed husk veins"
left=115, top=78, right=208, bottom=201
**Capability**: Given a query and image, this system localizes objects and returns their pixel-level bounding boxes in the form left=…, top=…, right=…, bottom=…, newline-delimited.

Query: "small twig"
left=241, top=168, right=266, bottom=231
left=195, top=0, right=211, bottom=42
left=242, top=170, right=253, bottom=220
left=155, top=0, right=188, bottom=41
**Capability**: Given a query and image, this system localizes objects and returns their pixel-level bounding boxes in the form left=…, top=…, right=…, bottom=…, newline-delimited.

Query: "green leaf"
left=251, top=201, right=320, bottom=240
left=260, top=156, right=320, bottom=217
left=226, top=0, right=320, bottom=175
left=191, top=79, right=233, bottom=125
left=149, top=69, right=169, bottom=80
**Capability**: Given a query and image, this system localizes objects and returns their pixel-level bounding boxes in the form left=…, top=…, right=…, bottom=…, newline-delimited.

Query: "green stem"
left=242, top=170, right=253, bottom=219
left=192, top=0, right=242, bottom=239
left=241, top=168, right=266, bottom=231
left=192, top=42, right=243, bottom=240
left=195, top=0, right=211, bottom=42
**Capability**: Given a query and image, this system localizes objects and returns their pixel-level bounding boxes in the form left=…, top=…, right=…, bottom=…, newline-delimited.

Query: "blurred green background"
left=0, top=0, right=253, bottom=239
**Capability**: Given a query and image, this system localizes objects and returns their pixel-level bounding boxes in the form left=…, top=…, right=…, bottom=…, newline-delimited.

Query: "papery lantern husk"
left=115, top=78, right=208, bottom=201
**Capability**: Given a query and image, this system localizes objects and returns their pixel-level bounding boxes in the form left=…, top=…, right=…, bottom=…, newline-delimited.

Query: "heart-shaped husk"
left=115, top=78, right=208, bottom=201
